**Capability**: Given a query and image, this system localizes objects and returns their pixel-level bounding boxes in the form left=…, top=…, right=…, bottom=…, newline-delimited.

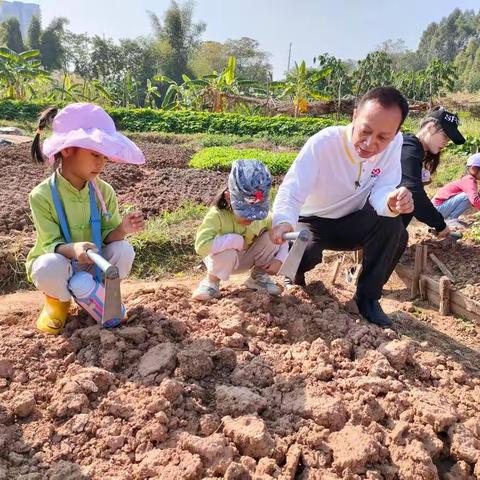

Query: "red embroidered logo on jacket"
left=371, top=168, right=381, bottom=178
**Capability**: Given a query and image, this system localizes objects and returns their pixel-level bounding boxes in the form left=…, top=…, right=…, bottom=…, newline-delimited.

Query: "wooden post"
left=419, top=276, right=427, bottom=301
left=439, top=275, right=451, bottom=316
left=331, top=260, right=341, bottom=284
left=353, top=249, right=363, bottom=264
left=411, top=245, right=423, bottom=299
left=422, top=245, right=428, bottom=271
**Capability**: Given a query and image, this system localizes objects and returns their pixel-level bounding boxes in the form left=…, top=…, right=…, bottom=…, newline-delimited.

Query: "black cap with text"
left=427, top=107, right=465, bottom=145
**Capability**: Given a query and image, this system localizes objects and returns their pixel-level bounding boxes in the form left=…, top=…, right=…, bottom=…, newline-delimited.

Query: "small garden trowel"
left=428, top=228, right=463, bottom=243
left=278, top=230, right=312, bottom=280
left=86, top=250, right=123, bottom=328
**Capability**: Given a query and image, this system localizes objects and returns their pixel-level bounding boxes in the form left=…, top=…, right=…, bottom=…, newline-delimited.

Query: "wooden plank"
left=439, top=276, right=451, bottom=316
left=429, top=253, right=455, bottom=282
left=330, top=260, right=342, bottom=284
left=450, top=290, right=480, bottom=319
left=419, top=273, right=480, bottom=322
left=411, top=245, right=424, bottom=299
left=420, top=275, right=440, bottom=304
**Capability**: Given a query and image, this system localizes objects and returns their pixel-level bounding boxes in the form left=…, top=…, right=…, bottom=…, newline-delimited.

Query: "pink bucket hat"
left=42, top=103, right=145, bottom=165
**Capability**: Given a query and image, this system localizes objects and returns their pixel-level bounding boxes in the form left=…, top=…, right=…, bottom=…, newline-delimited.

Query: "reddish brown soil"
left=0, top=141, right=224, bottom=235
left=2, top=136, right=480, bottom=478
left=0, top=271, right=480, bottom=479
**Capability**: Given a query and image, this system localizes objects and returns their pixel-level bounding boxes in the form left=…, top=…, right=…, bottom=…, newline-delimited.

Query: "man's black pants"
left=296, top=207, right=408, bottom=299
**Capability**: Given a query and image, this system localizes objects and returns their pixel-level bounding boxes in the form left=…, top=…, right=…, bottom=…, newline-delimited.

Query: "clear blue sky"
left=35, top=0, right=479, bottom=79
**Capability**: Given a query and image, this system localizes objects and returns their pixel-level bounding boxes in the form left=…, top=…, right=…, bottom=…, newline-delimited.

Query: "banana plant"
left=154, top=74, right=207, bottom=110
left=155, top=56, right=261, bottom=112
left=144, top=79, right=161, bottom=108
left=47, top=73, right=112, bottom=105
left=272, top=60, right=332, bottom=116
left=201, top=56, right=259, bottom=112
left=0, top=47, right=51, bottom=100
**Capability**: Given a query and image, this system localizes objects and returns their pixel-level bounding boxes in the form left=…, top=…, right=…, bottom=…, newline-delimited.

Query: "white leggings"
left=204, top=231, right=281, bottom=281
left=31, top=240, right=135, bottom=302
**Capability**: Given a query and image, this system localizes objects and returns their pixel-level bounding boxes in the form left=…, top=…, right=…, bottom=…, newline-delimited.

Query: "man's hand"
left=120, top=212, right=145, bottom=235
left=269, top=223, right=294, bottom=245
left=259, top=259, right=283, bottom=275
left=437, top=226, right=451, bottom=239
left=72, top=242, right=97, bottom=264
left=387, top=187, right=414, bottom=214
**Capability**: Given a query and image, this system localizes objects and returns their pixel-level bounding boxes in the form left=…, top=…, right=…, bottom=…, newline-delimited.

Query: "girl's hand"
left=260, top=259, right=283, bottom=275
left=121, top=212, right=145, bottom=234
left=73, top=242, right=97, bottom=264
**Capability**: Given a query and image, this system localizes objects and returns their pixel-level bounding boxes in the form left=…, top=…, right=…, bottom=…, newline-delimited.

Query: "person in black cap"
left=400, top=106, right=465, bottom=236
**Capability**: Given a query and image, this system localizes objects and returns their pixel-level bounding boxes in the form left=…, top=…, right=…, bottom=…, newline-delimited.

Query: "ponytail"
left=212, top=187, right=229, bottom=210
left=31, top=106, right=58, bottom=163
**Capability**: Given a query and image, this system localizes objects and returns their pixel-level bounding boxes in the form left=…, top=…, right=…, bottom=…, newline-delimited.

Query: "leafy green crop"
left=190, top=146, right=297, bottom=175
left=0, top=100, right=341, bottom=136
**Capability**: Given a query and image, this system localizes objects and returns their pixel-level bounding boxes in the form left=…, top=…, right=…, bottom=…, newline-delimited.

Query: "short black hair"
left=357, top=87, right=409, bottom=127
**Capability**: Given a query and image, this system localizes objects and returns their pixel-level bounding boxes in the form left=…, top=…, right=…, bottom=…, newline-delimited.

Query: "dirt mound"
left=1, top=283, right=479, bottom=478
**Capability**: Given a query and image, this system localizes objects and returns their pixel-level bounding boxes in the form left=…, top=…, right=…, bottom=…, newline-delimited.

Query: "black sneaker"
left=355, top=295, right=392, bottom=328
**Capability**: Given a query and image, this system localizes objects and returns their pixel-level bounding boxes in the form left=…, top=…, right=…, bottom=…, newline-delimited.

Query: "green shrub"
left=447, top=136, right=480, bottom=156
left=189, top=146, right=298, bottom=175
left=0, top=100, right=341, bottom=136
left=0, top=100, right=52, bottom=120
left=109, top=108, right=341, bottom=136
left=431, top=152, right=466, bottom=187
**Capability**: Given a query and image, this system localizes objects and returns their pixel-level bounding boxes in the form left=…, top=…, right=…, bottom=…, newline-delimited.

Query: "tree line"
left=0, top=2, right=477, bottom=114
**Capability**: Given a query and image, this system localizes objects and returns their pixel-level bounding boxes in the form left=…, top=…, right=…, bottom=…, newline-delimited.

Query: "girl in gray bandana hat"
left=192, top=159, right=288, bottom=301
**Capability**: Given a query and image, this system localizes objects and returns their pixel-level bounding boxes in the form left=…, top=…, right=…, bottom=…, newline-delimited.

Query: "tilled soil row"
left=1, top=142, right=213, bottom=235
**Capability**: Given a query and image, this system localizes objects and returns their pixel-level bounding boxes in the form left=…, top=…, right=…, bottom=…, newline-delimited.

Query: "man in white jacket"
left=270, top=87, right=414, bottom=327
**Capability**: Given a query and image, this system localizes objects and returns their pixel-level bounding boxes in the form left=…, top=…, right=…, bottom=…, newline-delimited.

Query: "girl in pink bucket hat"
left=26, top=103, right=146, bottom=335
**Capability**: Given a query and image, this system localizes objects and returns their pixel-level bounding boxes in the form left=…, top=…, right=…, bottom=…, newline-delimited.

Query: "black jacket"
left=400, top=134, right=447, bottom=232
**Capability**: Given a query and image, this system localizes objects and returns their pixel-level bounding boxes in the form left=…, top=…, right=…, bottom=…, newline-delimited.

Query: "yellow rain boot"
left=36, top=296, right=71, bottom=335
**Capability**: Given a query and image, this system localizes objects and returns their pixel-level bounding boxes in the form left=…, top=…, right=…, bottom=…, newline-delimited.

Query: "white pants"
left=31, top=241, right=135, bottom=302
left=204, top=231, right=280, bottom=281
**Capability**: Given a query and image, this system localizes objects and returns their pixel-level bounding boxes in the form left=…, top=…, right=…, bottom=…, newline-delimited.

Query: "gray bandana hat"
left=228, top=159, right=272, bottom=220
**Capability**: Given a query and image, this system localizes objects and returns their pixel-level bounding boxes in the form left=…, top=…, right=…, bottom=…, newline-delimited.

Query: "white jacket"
left=272, top=124, right=403, bottom=227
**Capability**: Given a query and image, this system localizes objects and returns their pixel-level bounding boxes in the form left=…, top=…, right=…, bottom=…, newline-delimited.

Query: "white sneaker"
left=192, top=278, right=221, bottom=301
left=244, top=271, right=283, bottom=296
